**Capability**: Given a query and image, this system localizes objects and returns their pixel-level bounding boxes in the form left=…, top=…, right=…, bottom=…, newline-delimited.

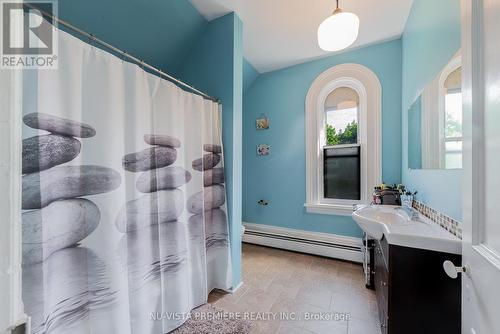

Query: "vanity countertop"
left=352, top=205, right=461, bottom=255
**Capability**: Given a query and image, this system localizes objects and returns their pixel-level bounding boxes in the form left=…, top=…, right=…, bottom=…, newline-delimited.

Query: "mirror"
left=408, top=52, right=462, bottom=170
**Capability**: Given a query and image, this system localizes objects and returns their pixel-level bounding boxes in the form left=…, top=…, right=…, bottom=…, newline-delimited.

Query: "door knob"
left=443, top=260, right=467, bottom=279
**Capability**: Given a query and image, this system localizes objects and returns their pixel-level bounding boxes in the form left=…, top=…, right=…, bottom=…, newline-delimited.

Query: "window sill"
left=304, top=203, right=356, bottom=216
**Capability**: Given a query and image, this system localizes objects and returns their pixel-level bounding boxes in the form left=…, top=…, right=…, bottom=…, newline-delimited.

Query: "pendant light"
left=318, top=0, right=359, bottom=51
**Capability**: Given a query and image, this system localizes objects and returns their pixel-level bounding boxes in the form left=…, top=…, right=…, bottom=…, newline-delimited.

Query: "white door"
left=461, top=0, right=500, bottom=333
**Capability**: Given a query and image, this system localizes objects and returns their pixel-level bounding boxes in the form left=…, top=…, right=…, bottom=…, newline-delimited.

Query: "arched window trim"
left=305, top=64, right=382, bottom=216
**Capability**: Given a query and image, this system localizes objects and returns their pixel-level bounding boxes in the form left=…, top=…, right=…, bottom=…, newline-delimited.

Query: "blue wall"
left=243, top=59, right=259, bottom=92
left=54, top=0, right=255, bottom=93
left=243, top=40, right=402, bottom=238
left=407, top=96, right=422, bottom=169
left=56, top=0, right=207, bottom=74
left=177, top=13, right=244, bottom=288
left=402, top=0, right=462, bottom=221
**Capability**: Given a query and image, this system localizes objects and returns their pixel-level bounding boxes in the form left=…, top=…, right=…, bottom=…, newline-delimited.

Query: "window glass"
left=324, top=146, right=361, bottom=200
left=445, top=140, right=462, bottom=169
left=324, top=87, right=359, bottom=146
left=444, top=67, right=462, bottom=169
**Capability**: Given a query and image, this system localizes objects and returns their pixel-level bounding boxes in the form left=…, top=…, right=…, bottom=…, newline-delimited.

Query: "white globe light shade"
left=318, top=11, right=360, bottom=51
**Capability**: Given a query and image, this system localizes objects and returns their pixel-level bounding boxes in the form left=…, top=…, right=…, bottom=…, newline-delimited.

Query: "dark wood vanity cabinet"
left=373, top=237, right=461, bottom=334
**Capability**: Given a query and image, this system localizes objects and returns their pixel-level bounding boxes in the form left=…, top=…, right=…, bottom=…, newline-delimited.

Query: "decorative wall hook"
left=88, top=34, right=95, bottom=48
left=258, top=199, right=269, bottom=206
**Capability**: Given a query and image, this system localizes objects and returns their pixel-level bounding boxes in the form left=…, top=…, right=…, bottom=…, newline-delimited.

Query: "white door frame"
left=0, top=67, right=26, bottom=332
left=461, top=0, right=500, bottom=333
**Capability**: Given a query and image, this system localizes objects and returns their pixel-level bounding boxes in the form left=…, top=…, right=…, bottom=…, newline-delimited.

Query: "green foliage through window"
left=326, top=121, right=358, bottom=146
left=445, top=113, right=462, bottom=138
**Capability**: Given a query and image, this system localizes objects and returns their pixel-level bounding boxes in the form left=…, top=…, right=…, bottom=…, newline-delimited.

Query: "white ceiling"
left=189, top=0, right=414, bottom=73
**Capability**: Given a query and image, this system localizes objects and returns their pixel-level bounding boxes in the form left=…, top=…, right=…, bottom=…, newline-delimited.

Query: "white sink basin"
left=352, top=205, right=461, bottom=254
left=352, top=205, right=412, bottom=240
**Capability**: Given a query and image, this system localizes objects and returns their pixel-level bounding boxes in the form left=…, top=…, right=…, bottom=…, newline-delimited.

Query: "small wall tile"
left=412, top=200, right=462, bottom=239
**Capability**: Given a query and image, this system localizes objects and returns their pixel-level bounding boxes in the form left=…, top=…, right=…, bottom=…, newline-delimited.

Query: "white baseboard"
left=217, top=281, right=243, bottom=295
left=242, top=223, right=363, bottom=263
left=228, top=282, right=243, bottom=294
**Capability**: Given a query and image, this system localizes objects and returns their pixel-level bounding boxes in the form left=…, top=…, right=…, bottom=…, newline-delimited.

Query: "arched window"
left=420, top=53, right=462, bottom=169
left=305, top=64, right=382, bottom=216
left=324, top=88, right=360, bottom=200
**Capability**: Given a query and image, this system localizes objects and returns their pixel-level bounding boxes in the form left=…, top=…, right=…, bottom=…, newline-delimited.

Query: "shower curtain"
left=21, top=22, right=231, bottom=334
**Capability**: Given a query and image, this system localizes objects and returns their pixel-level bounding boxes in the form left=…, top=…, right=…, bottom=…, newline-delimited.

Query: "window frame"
left=318, top=79, right=365, bottom=207
left=305, top=64, right=382, bottom=216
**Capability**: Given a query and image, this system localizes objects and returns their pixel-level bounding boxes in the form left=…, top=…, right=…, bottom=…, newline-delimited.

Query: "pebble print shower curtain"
left=21, top=23, right=231, bottom=334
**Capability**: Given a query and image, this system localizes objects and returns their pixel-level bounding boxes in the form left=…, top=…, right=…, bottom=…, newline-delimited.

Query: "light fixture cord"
left=336, top=0, right=339, bottom=9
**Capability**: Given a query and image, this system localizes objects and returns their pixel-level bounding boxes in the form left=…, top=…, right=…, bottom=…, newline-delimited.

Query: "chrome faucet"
left=353, top=204, right=368, bottom=212
left=395, top=204, right=420, bottom=221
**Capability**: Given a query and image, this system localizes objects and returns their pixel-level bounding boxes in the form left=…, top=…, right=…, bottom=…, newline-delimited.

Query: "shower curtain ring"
left=88, top=34, right=95, bottom=48
left=122, top=51, right=127, bottom=63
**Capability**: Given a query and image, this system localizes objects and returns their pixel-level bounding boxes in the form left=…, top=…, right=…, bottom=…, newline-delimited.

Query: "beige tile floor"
left=208, top=243, right=381, bottom=334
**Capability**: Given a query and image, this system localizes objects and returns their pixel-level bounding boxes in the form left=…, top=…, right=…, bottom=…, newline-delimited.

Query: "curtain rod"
left=24, top=3, right=220, bottom=103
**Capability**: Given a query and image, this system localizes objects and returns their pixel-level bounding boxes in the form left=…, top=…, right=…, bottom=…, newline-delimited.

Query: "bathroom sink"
left=352, top=205, right=412, bottom=240
left=352, top=205, right=461, bottom=254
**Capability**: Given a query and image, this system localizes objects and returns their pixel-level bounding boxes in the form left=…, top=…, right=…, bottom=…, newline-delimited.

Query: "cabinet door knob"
left=443, top=260, right=468, bottom=279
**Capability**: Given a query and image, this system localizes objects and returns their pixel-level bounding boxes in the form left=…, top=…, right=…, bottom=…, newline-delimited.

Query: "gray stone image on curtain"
left=21, top=21, right=231, bottom=334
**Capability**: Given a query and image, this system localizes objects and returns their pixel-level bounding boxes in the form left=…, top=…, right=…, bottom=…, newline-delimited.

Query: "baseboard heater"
left=243, top=223, right=363, bottom=263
